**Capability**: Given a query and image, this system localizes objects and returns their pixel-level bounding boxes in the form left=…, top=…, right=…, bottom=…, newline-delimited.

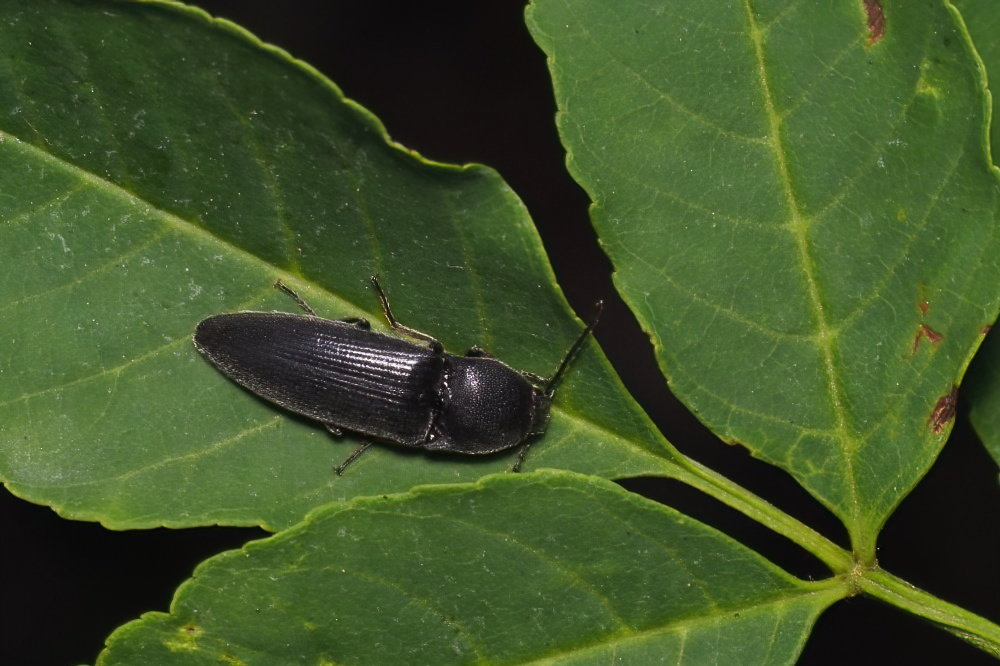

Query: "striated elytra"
left=193, top=277, right=600, bottom=474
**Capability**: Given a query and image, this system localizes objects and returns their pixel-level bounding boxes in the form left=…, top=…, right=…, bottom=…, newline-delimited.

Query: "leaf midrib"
left=742, top=2, right=861, bottom=530
left=519, top=584, right=844, bottom=665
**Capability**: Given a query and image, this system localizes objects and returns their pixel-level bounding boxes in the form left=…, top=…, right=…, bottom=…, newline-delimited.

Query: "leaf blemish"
left=912, top=323, right=942, bottom=353
left=929, top=387, right=958, bottom=434
left=863, top=0, right=885, bottom=44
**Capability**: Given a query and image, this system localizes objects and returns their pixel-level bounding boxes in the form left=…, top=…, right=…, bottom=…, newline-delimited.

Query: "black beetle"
left=193, top=277, right=600, bottom=474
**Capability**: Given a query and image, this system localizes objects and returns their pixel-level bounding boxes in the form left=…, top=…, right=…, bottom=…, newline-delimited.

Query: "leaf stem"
left=859, top=566, right=1000, bottom=658
left=665, top=453, right=854, bottom=572
left=662, top=456, right=1000, bottom=654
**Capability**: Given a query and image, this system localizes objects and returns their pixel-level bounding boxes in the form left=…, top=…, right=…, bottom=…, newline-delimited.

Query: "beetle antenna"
left=544, top=300, right=603, bottom=396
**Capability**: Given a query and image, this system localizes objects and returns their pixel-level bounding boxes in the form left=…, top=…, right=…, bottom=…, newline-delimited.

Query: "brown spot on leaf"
left=912, top=323, right=943, bottom=353
left=917, top=300, right=929, bottom=315
left=863, top=0, right=885, bottom=44
left=983, top=325, right=993, bottom=336
left=929, top=386, right=958, bottom=434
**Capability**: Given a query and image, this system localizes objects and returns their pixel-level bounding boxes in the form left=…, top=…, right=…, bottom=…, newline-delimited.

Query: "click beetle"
left=193, top=277, right=601, bottom=474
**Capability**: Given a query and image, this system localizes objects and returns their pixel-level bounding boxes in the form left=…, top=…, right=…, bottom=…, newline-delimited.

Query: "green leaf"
left=0, top=0, right=672, bottom=531
left=7, top=2, right=1000, bottom=662
left=97, top=471, right=844, bottom=665
left=955, top=0, right=1000, bottom=473
left=527, top=0, right=1000, bottom=556
left=952, top=0, right=1000, bottom=158
left=968, top=332, right=1000, bottom=472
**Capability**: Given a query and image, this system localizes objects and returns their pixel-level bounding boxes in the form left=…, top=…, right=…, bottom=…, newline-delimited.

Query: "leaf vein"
left=743, top=0, right=860, bottom=526
left=564, top=1, right=768, bottom=145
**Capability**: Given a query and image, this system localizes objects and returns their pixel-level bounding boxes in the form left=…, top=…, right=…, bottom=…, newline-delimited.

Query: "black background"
left=3, top=3, right=998, bottom=664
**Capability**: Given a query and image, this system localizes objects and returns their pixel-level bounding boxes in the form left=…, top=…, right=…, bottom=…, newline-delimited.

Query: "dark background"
left=3, top=3, right=998, bottom=664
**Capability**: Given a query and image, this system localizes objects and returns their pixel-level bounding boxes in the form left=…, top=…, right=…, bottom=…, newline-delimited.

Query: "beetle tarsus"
left=340, top=317, right=371, bottom=330
left=465, top=346, right=493, bottom=358
left=274, top=280, right=318, bottom=316
left=370, top=275, right=441, bottom=348
left=510, top=441, right=533, bottom=473
left=335, top=441, right=373, bottom=475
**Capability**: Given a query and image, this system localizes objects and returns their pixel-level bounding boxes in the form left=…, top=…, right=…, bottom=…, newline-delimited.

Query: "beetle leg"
left=325, top=423, right=343, bottom=437
left=339, top=317, right=371, bottom=330
left=510, top=440, right=534, bottom=473
left=274, top=281, right=372, bottom=330
left=274, top=280, right=318, bottom=316
left=465, top=346, right=494, bottom=358
left=370, top=275, right=442, bottom=351
left=334, top=441, right=373, bottom=476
